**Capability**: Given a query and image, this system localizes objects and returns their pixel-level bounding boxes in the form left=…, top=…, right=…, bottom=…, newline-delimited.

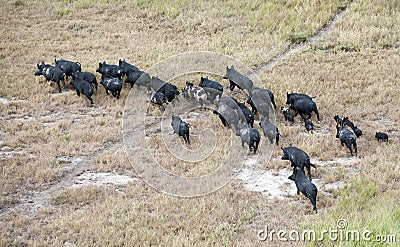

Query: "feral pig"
left=375, top=132, right=388, bottom=142
left=213, top=104, right=239, bottom=134
left=149, top=92, right=167, bottom=109
left=34, top=62, right=65, bottom=93
left=252, top=98, right=270, bottom=119
left=215, top=96, right=239, bottom=110
left=171, top=115, right=190, bottom=145
left=118, top=59, right=140, bottom=76
left=288, top=168, right=318, bottom=213
left=183, top=82, right=208, bottom=107
left=259, top=117, right=279, bottom=145
left=286, top=92, right=320, bottom=122
left=237, top=102, right=254, bottom=127
left=147, top=76, right=165, bottom=92
left=281, top=107, right=294, bottom=122
left=147, top=76, right=180, bottom=102
left=238, top=124, right=261, bottom=154
left=342, top=117, right=355, bottom=129
left=72, top=71, right=98, bottom=90
left=223, top=65, right=253, bottom=92
left=100, top=74, right=122, bottom=99
left=158, top=83, right=180, bottom=103
left=336, top=126, right=357, bottom=156
left=304, top=118, right=314, bottom=132
left=352, top=126, right=363, bottom=137
left=286, top=92, right=314, bottom=104
left=334, top=115, right=343, bottom=126
left=250, top=87, right=277, bottom=109
left=246, top=96, right=257, bottom=113
left=133, top=72, right=151, bottom=88
left=125, top=70, right=144, bottom=88
left=96, top=62, right=123, bottom=80
left=199, top=77, right=223, bottom=102
left=281, top=146, right=316, bottom=180
left=70, top=74, right=94, bottom=104
left=54, top=58, right=81, bottom=80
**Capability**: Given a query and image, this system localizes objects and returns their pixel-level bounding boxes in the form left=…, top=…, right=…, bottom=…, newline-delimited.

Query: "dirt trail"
left=253, top=1, right=353, bottom=75
left=0, top=1, right=354, bottom=220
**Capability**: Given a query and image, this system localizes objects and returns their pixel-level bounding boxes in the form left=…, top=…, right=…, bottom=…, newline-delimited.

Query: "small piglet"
left=238, top=124, right=261, bottom=154
left=171, top=115, right=190, bottom=145
left=375, top=132, right=388, bottom=142
left=342, top=117, right=355, bottom=129
left=281, top=107, right=295, bottom=123
left=304, top=118, right=314, bottom=132
left=288, top=168, right=318, bottom=213
left=352, top=126, right=363, bottom=137
left=100, top=74, right=122, bottom=99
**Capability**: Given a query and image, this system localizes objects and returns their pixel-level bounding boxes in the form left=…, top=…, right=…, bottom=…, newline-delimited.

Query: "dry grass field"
left=1, top=0, right=399, bottom=246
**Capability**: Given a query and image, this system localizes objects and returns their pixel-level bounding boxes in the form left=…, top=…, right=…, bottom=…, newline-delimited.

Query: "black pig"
left=55, top=58, right=81, bottom=80
left=375, top=132, right=388, bottom=142
left=171, top=115, right=190, bottom=145
left=96, top=62, right=123, bottom=80
left=238, top=124, right=261, bottom=154
left=288, top=168, right=318, bottom=213
left=223, top=65, right=253, bottom=92
left=72, top=71, right=97, bottom=90
left=118, top=59, right=139, bottom=76
left=100, top=74, right=122, bottom=99
left=71, top=74, right=94, bottom=104
left=34, top=62, right=66, bottom=93
left=281, top=146, right=316, bottom=180
left=199, top=77, right=223, bottom=102
left=336, top=126, right=357, bottom=156
left=259, top=117, right=279, bottom=145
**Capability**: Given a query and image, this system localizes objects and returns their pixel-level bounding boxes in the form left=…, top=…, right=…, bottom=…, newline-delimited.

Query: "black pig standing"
left=288, top=168, right=318, bottom=213
left=34, top=62, right=66, bottom=93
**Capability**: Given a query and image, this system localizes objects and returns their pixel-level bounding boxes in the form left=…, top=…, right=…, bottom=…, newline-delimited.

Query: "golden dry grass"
left=1, top=0, right=400, bottom=246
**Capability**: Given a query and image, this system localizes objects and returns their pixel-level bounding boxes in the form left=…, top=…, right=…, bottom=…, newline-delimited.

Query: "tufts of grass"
left=305, top=158, right=400, bottom=246
left=0, top=0, right=399, bottom=246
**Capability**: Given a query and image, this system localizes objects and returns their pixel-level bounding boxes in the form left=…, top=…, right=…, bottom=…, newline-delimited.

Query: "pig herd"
left=34, top=58, right=390, bottom=213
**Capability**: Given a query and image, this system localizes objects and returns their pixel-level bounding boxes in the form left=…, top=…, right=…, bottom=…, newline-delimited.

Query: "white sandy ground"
left=63, top=155, right=353, bottom=199
left=72, top=171, right=139, bottom=188
left=233, top=156, right=357, bottom=200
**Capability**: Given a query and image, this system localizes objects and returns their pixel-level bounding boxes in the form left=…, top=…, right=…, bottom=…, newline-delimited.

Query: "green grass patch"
left=307, top=179, right=400, bottom=246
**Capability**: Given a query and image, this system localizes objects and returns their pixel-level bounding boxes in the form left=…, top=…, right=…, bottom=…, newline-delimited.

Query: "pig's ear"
left=281, top=147, right=285, bottom=152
